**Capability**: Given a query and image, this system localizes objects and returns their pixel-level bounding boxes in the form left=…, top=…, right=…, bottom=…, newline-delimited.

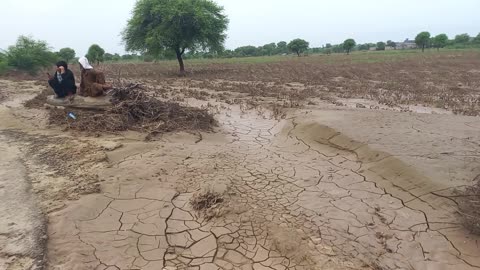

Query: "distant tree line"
left=1, top=31, right=480, bottom=75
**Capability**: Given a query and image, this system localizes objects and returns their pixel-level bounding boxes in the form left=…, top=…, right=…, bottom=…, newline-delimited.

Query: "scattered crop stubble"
left=103, top=50, right=480, bottom=116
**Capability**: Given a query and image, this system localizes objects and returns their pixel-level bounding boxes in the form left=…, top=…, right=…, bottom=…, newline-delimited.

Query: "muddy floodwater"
left=0, top=79, right=479, bottom=270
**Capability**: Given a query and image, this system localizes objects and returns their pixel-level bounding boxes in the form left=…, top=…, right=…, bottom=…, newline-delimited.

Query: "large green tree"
left=57, top=48, right=76, bottom=63
left=262, top=43, right=277, bottom=56
left=6, top=35, right=55, bottom=74
left=433, top=34, right=448, bottom=51
left=287, top=39, right=309, bottom=57
left=87, top=44, right=105, bottom=65
left=234, top=46, right=257, bottom=57
left=376, top=42, right=386, bottom=51
left=415, top=31, right=431, bottom=52
left=122, top=0, right=228, bottom=74
left=474, top=33, right=480, bottom=44
left=0, top=51, right=8, bottom=75
left=276, top=41, right=288, bottom=54
left=343, top=39, right=356, bottom=55
left=455, top=33, right=471, bottom=45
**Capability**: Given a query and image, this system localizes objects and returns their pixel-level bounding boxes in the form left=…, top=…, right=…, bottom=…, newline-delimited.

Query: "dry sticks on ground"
left=458, top=175, right=480, bottom=235
left=49, top=84, right=216, bottom=134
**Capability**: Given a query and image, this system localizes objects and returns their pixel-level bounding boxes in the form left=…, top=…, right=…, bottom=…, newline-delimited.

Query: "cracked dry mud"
left=1, top=79, right=479, bottom=270
left=47, top=105, right=480, bottom=270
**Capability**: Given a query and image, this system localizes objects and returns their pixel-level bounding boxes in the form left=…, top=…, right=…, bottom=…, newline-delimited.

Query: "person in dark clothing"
left=48, top=61, right=77, bottom=98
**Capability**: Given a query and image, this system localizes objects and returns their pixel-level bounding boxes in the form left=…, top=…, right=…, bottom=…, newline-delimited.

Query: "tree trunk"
left=347, top=49, right=350, bottom=55
left=422, top=45, right=425, bottom=52
left=175, top=48, right=185, bottom=75
left=296, top=51, right=301, bottom=57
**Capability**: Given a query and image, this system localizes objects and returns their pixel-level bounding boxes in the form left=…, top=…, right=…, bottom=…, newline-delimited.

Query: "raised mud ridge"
left=46, top=113, right=480, bottom=270
left=291, top=120, right=479, bottom=269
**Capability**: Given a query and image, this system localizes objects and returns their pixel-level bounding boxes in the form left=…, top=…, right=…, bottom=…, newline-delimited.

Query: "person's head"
left=56, top=61, right=68, bottom=71
left=78, top=56, right=93, bottom=71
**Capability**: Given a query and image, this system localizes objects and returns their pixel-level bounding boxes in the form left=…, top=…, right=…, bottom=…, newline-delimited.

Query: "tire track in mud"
left=46, top=107, right=480, bottom=270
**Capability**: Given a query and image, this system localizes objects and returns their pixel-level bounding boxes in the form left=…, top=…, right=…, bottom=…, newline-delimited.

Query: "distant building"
left=396, top=39, right=417, bottom=49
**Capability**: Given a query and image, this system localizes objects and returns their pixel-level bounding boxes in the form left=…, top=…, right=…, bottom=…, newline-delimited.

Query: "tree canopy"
left=57, top=47, right=76, bottom=63
left=433, top=34, right=448, bottom=50
left=6, top=36, right=54, bottom=74
left=87, top=44, right=105, bottom=64
left=287, top=39, right=309, bottom=56
left=386, top=40, right=397, bottom=49
left=276, top=41, right=288, bottom=54
left=122, top=0, right=229, bottom=74
left=343, top=39, right=356, bottom=54
left=0, top=52, right=8, bottom=75
left=376, top=42, right=386, bottom=51
left=455, top=33, right=471, bottom=44
left=474, top=33, right=480, bottom=44
left=415, top=31, right=431, bottom=52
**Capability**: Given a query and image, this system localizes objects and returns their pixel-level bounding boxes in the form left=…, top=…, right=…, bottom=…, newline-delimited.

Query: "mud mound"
left=458, top=175, right=480, bottom=234
left=190, top=190, right=224, bottom=211
left=48, top=84, right=216, bottom=135
left=190, top=183, right=229, bottom=220
left=268, top=226, right=316, bottom=268
left=24, top=88, right=49, bottom=108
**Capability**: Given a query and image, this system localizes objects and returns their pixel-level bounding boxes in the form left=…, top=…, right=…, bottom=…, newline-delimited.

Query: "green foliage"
left=287, top=39, right=309, bottom=56
left=276, top=41, right=288, bottom=54
left=262, top=43, right=277, bottom=56
left=325, top=43, right=332, bottom=49
left=357, top=44, right=369, bottom=51
left=0, top=52, right=8, bottom=75
left=433, top=34, right=448, bottom=50
left=6, top=36, right=55, bottom=74
left=57, top=47, right=76, bottom=63
left=343, top=39, right=356, bottom=54
left=376, top=42, right=386, bottom=51
left=455, top=33, right=471, bottom=44
left=415, top=31, right=431, bottom=52
left=104, top=53, right=114, bottom=61
left=386, top=40, right=396, bottom=49
left=474, top=33, right=480, bottom=44
left=87, top=44, right=105, bottom=64
left=234, top=46, right=257, bottom=57
left=113, top=54, right=122, bottom=61
left=122, top=0, right=229, bottom=73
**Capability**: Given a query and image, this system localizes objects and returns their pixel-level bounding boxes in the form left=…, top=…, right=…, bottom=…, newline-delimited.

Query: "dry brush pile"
left=48, top=84, right=216, bottom=135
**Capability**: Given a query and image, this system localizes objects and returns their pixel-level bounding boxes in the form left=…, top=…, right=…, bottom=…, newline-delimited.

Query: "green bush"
left=6, top=36, right=55, bottom=74
left=0, top=52, right=8, bottom=75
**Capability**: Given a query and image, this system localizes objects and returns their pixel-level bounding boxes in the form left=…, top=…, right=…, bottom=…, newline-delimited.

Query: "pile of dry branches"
left=458, top=176, right=480, bottom=234
left=49, top=84, right=216, bottom=134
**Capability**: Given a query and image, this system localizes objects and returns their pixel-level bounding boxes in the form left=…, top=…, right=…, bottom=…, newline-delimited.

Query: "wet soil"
left=0, top=79, right=479, bottom=270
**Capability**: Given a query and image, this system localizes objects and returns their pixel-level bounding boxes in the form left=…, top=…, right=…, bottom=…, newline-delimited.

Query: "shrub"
left=6, top=36, right=55, bottom=74
left=0, top=52, right=8, bottom=75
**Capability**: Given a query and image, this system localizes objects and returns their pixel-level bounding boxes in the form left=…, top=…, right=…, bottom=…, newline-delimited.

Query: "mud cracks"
left=44, top=108, right=480, bottom=270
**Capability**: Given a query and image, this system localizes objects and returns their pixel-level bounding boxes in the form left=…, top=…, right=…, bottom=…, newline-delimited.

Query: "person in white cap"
left=78, top=56, right=112, bottom=97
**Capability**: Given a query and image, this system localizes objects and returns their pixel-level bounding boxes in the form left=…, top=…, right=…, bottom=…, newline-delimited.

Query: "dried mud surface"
left=0, top=52, right=479, bottom=270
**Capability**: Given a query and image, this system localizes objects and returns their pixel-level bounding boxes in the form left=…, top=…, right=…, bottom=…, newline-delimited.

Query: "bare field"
left=100, top=50, right=480, bottom=115
left=0, top=50, right=479, bottom=270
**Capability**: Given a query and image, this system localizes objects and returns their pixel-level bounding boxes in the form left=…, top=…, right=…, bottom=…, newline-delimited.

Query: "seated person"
left=48, top=61, right=77, bottom=98
left=78, top=56, right=112, bottom=97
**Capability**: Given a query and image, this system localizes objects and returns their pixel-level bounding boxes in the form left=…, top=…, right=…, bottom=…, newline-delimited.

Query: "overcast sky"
left=1, top=0, right=479, bottom=56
